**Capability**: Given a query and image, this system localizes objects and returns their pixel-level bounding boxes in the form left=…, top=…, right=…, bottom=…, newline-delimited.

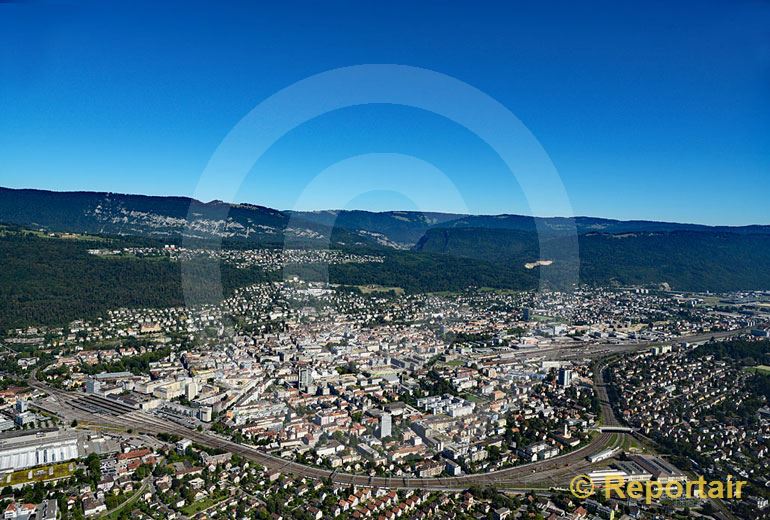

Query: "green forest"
left=415, top=227, right=770, bottom=291
left=0, top=232, right=269, bottom=331
left=0, top=230, right=538, bottom=330
left=5, top=222, right=770, bottom=331
left=690, top=338, right=770, bottom=366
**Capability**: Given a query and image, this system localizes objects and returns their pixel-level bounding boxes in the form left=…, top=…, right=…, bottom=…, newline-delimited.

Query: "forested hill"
left=0, top=229, right=538, bottom=330
left=0, top=230, right=271, bottom=331
left=3, top=185, right=770, bottom=320
left=413, top=227, right=770, bottom=292
left=2, top=186, right=770, bottom=248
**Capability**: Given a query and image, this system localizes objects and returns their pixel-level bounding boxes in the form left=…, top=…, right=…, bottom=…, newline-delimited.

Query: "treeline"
left=329, top=249, right=538, bottom=293
left=12, top=225, right=770, bottom=332
left=0, top=231, right=542, bottom=331
left=79, top=347, right=172, bottom=375
left=690, top=339, right=770, bottom=365
left=0, top=233, right=271, bottom=331
left=415, top=227, right=770, bottom=291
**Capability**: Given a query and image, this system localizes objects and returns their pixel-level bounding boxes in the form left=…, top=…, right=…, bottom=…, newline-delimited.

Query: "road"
left=100, top=477, right=150, bottom=518
left=29, top=326, right=750, bottom=491
left=32, top=382, right=615, bottom=490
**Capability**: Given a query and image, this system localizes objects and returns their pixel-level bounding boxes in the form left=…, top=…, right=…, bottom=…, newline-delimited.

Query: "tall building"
left=85, top=379, right=101, bottom=395
left=378, top=412, right=392, bottom=439
left=298, top=368, right=313, bottom=392
left=184, top=381, right=199, bottom=400
left=557, top=368, right=573, bottom=387
left=522, top=307, right=531, bottom=321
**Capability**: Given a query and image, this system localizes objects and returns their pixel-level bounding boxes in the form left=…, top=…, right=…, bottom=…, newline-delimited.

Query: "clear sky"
left=1, top=1, right=769, bottom=224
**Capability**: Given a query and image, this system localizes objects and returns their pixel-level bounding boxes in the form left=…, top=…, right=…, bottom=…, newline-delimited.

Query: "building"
left=378, top=412, right=392, bottom=439
left=613, top=460, right=653, bottom=482
left=175, top=439, right=193, bottom=455
left=587, top=469, right=628, bottom=486
left=14, top=413, right=36, bottom=427
left=587, top=447, right=619, bottom=464
left=0, top=429, right=79, bottom=472
left=184, top=381, right=199, bottom=400
left=4, top=502, right=37, bottom=520
left=416, top=394, right=475, bottom=417
left=200, top=451, right=231, bottom=467
left=493, top=508, right=511, bottom=520
left=93, top=371, right=133, bottom=382
left=85, top=379, right=101, bottom=394
left=82, top=497, right=106, bottom=517
left=36, top=500, right=58, bottom=520
left=628, top=454, right=686, bottom=483
left=557, top=368, right=573, bottom=387
left=445, top=458, right=462, bottom=476
left=520, top=441, right=559, bottom=462
left=198, top=406, right=213, bottom=422
left=415, top=460, right=443, bottom=478
left=299, top=367, right=312, bottom=388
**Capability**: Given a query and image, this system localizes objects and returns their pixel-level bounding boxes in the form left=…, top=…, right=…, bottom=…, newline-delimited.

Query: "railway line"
left=29, top=326, right=752, bottom=490
left=35, top=382, right=613, bottom=489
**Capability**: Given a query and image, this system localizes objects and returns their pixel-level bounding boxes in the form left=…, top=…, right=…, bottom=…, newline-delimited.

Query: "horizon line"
left=2, top=184, right=769, bottom=228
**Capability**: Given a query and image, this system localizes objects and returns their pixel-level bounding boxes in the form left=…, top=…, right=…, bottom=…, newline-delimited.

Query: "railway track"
left=36, top=382, right=614, bottom=489
left=30, top=326, right=753, bottom=490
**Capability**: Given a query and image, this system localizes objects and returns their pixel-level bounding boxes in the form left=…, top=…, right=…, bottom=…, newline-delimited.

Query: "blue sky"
left=1, top=1, right=769, bottom=224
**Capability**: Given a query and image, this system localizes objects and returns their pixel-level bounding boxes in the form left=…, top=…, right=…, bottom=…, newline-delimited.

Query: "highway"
left=29, top=326, right=751, bottom=491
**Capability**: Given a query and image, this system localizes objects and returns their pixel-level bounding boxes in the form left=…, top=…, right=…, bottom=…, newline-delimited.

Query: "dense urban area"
left=1, top=240, right=769, bottom=520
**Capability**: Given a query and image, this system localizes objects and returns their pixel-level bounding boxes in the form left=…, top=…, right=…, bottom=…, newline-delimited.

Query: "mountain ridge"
left=2, top=186, right=769, bottom=247
left=3, top=186, right=770, bottom=329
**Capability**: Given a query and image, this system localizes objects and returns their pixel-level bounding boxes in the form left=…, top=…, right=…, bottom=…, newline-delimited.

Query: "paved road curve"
left=30, top=327, right=750, bottom=490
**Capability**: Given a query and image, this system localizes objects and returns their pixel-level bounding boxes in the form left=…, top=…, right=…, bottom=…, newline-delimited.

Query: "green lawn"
left=621, top=435, right=645, bottom=452
left=181, top=492, right=229, bottom=516
left=0, top=226, right=104, bottom=242
left=5, top=462, right=74, bottom=485
left=461, top=393, right=486, bottom=404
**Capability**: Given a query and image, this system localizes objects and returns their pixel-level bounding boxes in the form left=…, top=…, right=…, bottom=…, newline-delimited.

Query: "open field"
left=746, top=365, right=770, bottom=375
left=355, top=284, right=404, bottom=295
left=181, top=491, right=230, bottom=516
left=0, top=226, right=105, bottom=242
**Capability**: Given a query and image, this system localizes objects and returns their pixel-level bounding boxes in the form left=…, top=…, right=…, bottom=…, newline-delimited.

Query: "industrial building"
left=0, top=429, right=80, bottom=472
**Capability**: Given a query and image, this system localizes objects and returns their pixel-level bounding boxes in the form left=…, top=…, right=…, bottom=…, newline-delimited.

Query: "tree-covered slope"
left=414, top=227, right=770, bottom=291
left=0, top=232, right=270, bottom=331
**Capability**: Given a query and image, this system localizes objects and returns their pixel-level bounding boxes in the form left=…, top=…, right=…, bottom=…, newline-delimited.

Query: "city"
left=0, top=271, right=769, bottom=518
left=2, top=1, right=770, bottom=519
